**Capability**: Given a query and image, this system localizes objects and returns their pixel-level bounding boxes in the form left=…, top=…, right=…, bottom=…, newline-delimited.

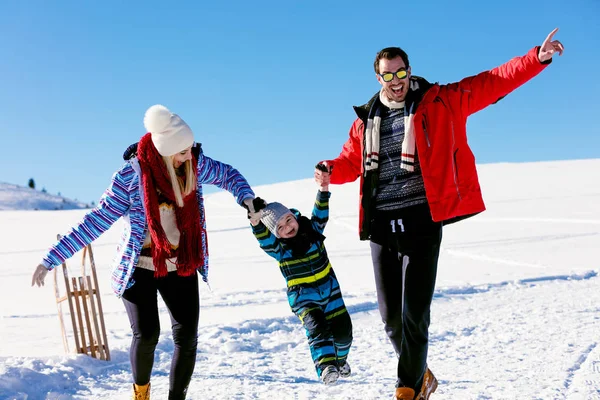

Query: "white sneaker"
left=339, top=361, right=351, bottom=377
left=320, top=365, right=339, bottom=385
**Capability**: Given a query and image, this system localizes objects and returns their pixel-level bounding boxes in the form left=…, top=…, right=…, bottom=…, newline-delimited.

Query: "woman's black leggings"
left=122, top=268, right=199, bottom=398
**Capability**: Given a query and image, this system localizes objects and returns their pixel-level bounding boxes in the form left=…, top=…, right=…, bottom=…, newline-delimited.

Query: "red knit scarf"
left=137, top=133, right=205, bottom=278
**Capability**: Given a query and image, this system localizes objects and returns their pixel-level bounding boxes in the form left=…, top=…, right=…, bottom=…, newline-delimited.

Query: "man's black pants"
left=370, top=204, right=442, bottom=391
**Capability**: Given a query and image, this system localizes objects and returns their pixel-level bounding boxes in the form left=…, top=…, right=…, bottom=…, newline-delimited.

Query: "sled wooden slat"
left=85, top=275, right=104, bottom=359
left=71, top=276, right=88, bottom=354
left=78, top=276, right=96, bottom=358
left=53, top=265, right=70, bottom=354
left=53, top=235, right=110, bottom=361
left=62, top=260, right=82, bottom=354
left=84, top=246, right=111, bottom=361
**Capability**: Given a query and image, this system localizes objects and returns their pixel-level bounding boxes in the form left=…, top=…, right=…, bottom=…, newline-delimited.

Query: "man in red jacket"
left=315, top=29, right=564, bottom=400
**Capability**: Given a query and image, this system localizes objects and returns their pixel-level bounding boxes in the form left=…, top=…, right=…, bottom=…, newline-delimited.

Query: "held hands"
left=31, top=264, right=49, bottom=287
left=538, top=28, right=564, bottom=63
left=243, top=197, right=267, bottom=226
left=314, top=162, right=332, bottom=192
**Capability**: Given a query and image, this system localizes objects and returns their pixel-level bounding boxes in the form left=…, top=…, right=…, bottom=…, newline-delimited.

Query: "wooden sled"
left=53, top=235, right=110, bottom=361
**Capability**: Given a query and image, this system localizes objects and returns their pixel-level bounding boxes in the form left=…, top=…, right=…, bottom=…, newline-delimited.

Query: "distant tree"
left=28, top=178, right=35, bottom=189
left=41, top=187, right=47, bottom=193
left=58, top=192, right=61, bottom=196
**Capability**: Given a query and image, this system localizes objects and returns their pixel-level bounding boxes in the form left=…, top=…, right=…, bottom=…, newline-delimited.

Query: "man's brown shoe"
left=394, top=387, right=416, bottom=400
left=417, top=368, right=438, bottom=400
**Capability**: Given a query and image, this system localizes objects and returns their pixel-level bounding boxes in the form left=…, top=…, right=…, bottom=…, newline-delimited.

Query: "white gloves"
left=31, top=264, right=49, bottom=287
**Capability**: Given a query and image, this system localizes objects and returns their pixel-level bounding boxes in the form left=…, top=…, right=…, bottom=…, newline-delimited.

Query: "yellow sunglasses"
left=379, top=69, right=408, bottom=82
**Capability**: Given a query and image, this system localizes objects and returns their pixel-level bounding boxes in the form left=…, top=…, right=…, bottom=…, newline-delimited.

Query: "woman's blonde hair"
left=163, top=156, right=196, bottom=207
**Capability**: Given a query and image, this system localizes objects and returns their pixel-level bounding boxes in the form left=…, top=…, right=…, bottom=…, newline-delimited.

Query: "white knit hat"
left=143, top=105, right=194, bottom=156
left=261, top=202, right=293, bottom=238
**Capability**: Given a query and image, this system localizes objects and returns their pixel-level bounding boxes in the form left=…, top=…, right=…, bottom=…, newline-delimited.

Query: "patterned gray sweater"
left=374, top=106, right=427, bottom=211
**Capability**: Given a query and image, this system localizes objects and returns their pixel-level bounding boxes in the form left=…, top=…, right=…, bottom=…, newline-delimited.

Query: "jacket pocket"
left=452, top=147, right=462, bottom=199
left=287, top=286, right=302, bottom=311
left=453, top=148, right=459, bottom=181
left=422, top=114, right=431, bottom=147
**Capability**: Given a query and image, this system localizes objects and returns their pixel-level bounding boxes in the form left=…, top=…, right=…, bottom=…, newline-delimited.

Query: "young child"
left=249, top=171, right=353, bottom=385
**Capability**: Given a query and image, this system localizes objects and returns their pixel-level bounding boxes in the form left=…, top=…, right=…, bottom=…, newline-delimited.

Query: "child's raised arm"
left=251, top=221, right=284, bottom=261
left=248, top=197, right=284, bottom=260
left=311, top=190, right=331, bottom=235
left=312, top=162, right=332, bottom=234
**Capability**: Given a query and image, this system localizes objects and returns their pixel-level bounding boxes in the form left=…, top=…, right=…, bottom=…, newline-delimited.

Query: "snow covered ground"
left=0, top=182, right=90, bottom=211
left=0, top=159, right=598, bottom=399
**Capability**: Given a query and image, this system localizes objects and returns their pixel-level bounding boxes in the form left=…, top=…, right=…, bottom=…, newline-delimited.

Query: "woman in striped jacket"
left=30, top=105, right=257, bottom=400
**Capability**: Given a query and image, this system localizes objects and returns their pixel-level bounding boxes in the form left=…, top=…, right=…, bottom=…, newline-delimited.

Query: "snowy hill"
left=0, top=182, right=90, bottom=211
left=0, top=159, right=599, bottom=399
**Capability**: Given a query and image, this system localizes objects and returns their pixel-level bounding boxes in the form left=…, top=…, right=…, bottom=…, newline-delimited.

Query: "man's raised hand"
left=538, top=28, right=564, bottom=63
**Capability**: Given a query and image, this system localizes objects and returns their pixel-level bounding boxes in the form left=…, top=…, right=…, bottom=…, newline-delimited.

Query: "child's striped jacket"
left=251, top=191, right=333, bottom=288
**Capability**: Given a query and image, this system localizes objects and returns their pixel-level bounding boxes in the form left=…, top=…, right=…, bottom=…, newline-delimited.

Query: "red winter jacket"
left=325, top=47, right=550, bottom=240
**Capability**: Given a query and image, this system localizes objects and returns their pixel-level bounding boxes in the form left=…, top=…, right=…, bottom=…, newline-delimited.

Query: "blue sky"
left=1, top=0, right=598, bottom=204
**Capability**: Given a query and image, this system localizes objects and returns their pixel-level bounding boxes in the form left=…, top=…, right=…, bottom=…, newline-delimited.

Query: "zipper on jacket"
left=422, top=114, right=431, bottom=147
left=450, top=121, right=462, bottom=200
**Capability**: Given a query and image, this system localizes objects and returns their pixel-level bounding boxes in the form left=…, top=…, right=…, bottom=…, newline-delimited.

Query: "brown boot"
left=417, top=368, right=438, bottom=400
left=133, top=382, right=150, bottom=400
left=394, top=387, right=416, bottom=400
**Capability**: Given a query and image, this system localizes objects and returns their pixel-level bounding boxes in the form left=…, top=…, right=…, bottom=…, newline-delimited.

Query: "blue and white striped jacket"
left=41, top=148, right=254, bottom=297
